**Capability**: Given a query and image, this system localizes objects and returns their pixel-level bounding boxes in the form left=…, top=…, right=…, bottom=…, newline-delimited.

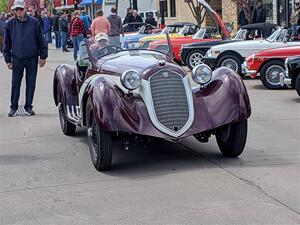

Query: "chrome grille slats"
left=149, top=70, right=189, bottom=132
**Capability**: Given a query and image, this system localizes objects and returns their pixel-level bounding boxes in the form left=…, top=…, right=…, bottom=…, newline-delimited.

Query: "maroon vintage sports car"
left=53, top=35, right=251, bottom=171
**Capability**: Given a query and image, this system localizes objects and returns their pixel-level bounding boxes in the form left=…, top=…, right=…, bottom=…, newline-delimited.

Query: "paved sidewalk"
left=0, top=45, right=299, bottom=225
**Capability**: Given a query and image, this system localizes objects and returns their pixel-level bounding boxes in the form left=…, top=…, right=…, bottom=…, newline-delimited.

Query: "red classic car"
left=148, top=0, right=230, bottom=62
left=149, top=27, right=226, bottom=62
left=243, top=46, right=300, bottom=89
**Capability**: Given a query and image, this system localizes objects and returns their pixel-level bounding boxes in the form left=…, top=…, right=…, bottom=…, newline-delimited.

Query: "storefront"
left=264, top=0, right=293, bottom=27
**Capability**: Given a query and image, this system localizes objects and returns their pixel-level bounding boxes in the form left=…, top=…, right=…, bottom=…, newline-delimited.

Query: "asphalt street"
left=0, top=46, right=299, bottom=225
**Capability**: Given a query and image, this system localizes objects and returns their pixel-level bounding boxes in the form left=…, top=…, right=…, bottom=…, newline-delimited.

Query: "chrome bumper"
left=279, top=70, right=292, bottom=87
left=242, top=62, right=256, bottom=75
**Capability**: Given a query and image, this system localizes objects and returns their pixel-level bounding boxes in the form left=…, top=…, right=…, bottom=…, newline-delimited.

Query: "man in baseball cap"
left=11, top=0, right=26, bottom=10
left=3, top=0, right=48, bottom=117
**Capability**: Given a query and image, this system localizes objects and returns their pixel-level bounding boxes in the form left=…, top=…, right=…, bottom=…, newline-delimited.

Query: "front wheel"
left=295, top=75, right=300, bottom=96
left=87, top=106, right=113, bottom=171
left=217, top=54, right=242, bottom=74
left=216, top=120, right=248, bottom=157
left=260, top=60, right=285, bottom=89
left=186, top=49, right=205, bottom=70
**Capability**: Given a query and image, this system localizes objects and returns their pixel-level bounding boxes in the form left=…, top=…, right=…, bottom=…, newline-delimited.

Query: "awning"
left=78, top=0, right=102, bottom=6
left=55, top=5, right=76, bottom=10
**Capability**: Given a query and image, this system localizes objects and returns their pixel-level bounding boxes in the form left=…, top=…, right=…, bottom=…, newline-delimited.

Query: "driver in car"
left=89, top=32, right=110, bottom=58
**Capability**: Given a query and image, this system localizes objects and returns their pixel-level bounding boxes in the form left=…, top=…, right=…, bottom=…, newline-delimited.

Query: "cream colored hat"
left=12, top=0, right=26, bottom=9
left=95, top=32, right=108, bottom=42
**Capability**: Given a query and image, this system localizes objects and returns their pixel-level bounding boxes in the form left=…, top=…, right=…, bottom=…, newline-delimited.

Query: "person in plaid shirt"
left=69, top=10, right=85, bottom=61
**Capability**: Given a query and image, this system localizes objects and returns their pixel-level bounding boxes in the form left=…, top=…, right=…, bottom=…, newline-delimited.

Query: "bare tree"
left=184, top=0, right=207, bottom=26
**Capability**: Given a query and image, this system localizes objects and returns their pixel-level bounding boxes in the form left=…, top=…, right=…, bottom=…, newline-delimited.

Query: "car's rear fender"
left=53, top=64, right=79, bottom=107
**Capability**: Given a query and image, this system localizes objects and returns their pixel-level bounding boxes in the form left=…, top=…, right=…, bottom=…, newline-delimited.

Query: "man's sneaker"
left=8, top=109, right=17, bottom=117
left=24, top=108, right=35, bottom=116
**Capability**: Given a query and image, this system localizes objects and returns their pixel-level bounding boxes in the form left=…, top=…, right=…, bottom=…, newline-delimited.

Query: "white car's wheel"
left=218, top=54, right=242, bottom=74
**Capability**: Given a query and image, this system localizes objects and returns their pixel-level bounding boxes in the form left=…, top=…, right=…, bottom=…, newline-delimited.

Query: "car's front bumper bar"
left=242, top=62, right=257, bottom=76
left=279, top=70, right=292, bottom=87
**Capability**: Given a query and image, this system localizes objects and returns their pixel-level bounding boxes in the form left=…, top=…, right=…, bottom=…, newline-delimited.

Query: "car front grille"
left=149, top=70, right=189, bottom=132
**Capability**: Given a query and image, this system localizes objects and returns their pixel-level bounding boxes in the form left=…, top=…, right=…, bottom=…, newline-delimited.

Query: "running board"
left=66, top=105, right=81, bottom=124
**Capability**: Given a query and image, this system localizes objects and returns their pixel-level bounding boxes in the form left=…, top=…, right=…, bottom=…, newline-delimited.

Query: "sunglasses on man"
left=14, top=7, right=24, bottom=11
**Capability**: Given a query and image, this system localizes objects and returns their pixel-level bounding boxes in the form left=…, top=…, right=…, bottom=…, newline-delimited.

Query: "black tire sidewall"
left=186, top=49, right=205, bottom=70
left=295, top=75, right=300, bottom=96
left=217, top=54, right=242, bottom=74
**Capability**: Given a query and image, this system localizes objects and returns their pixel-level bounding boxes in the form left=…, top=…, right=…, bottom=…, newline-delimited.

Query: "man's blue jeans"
left=71, top=34, right=84, bottom=60
left=11, top=57, right=38, bottom=110
left=55, top=31, right=61, bottom=48
left=60, top=31, right=67, bottom=50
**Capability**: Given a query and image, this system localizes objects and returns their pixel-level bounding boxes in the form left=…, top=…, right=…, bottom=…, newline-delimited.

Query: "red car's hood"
left=255, top=46, right=300, bottom=57
left=151, top=37, right=220, bottom=46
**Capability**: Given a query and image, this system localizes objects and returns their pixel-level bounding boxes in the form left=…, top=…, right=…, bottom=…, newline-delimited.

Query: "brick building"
left=156, top=0, right=293, bottom=31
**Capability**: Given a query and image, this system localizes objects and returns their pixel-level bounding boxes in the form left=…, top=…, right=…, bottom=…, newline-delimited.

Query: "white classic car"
left=203, top=28, right=300, bottom=74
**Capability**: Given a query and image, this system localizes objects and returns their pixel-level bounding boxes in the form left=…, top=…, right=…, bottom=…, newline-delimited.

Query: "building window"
left=170, top=0, right=176, bottom=17
left=160, top=0, right=168, bottom=17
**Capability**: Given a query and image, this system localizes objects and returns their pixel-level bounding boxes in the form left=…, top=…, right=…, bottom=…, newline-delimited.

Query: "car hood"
left=183, top=39, right=234, bottom=48
left=212, top=39, right=267, bottom=51
left=140, top=33, right=185, bottom=42
left=97, top=50, right=185, bottom=78
left=255, top=45, right=300, bottom=57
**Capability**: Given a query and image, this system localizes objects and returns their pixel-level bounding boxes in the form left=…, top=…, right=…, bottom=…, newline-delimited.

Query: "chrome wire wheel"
left=221, top=59, right=239, bottom=72
left=189, top=52, right=204, bottom=68
left=265, top=65, right=284, bottom=86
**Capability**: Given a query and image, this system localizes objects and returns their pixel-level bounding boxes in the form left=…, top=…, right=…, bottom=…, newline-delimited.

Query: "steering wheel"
left=96, top=45, right=123, bottom=59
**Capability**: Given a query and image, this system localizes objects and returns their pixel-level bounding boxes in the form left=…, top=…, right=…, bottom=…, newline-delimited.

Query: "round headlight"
left=192, top=64, right=212, bottom=85
left=121, top=69, right=142, bottom=90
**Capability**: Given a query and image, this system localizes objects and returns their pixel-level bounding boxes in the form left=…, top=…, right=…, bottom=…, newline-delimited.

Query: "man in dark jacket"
left=52, top=11, right=61, bottom=49
left=0, top=13, right=6, bottom=53
left=4, top=0, right=48, bottom=117
left=107, top=6, right=123, bottom=46
left=145, top=13, right=156, bottom=27
left=252, top=0, right=267, bottom=23
left=127, top=10, right=143, bottom=31
left=58, top=11, right=69, bottom=52
left=123, top=7, right=133, bottom=25
left=28, top=5, right=43, bottom=30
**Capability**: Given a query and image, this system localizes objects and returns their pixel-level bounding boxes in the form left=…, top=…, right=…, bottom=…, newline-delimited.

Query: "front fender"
left=185, top=67, right=251, bottom=137
left=86, top=76, right=171, bottom=138
left=53, top=64, right=78, bottom=106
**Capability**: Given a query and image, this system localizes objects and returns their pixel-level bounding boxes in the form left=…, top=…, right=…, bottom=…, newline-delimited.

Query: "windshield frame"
left=266, top=28, right=287, bottom=42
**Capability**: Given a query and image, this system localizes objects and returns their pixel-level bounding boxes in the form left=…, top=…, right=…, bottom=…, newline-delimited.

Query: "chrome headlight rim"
left=192, top=64, right=213, bottom=85
left=120, top=69, right=142, bottom=90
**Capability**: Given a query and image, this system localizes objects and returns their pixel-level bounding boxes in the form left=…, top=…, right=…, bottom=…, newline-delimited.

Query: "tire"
left=58, top=92, right=76, bottom=136
left=186, top=49, right=205, bottom=70
left=296, top=75, right=300, bottom=96
left=87, top=102, right=113, bottom=171
left=260, top=60, right=285, bottom=89
left=217, top=54, right=242, bottom=74
left=216, top=120, right=248, bottom=157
